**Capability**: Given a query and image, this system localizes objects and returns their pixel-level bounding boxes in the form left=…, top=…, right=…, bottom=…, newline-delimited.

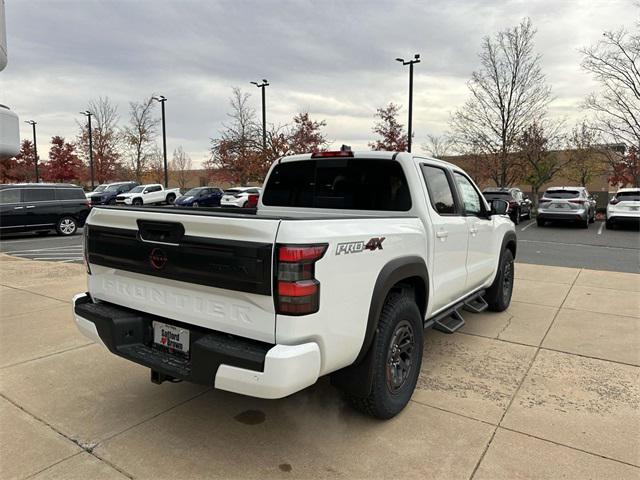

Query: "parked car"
left=606, top=188, right=640, bottom=229
left=0, top=183, right=90, bottom=236
left=86, top=181, right=138, bottom=205
left=115, top=184, right=181, bottom=206
left=220, top=187, right=261, bottom=208
left=537, top=186, right=596, bottom=228
left=73, top=149, right=516, bottom=419
left=174, top=187, right=224, bottom=208
left=482, top=187, right=531, bottom=225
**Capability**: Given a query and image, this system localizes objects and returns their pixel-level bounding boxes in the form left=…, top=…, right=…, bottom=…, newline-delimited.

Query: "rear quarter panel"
left=275, top=216, right=426, bottom=375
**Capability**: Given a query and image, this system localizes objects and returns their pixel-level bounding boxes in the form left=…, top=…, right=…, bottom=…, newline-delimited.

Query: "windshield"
left=93, top=185, right=107, bottom=193
left=545, top=190, right=580, bottom=199
left=616, top=191, right=640, bottom=202
left=184, top=188, right=204, bottom=196
left=224, top=189, right=244, bottom=194
left=129, top=186, right=145, bottom=193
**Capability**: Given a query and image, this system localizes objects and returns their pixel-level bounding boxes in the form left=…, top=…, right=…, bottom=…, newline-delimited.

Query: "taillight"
left=610, top=198, right=619, bottom=205
left=311, top=150, right=353, bottom=158
left=275, top=244, right=327, bottom=315
left=569, top=199, right=585, bottom=205
left=245, top=194, right=259, bottom=208
left=83, top=227, right=91, bottom=275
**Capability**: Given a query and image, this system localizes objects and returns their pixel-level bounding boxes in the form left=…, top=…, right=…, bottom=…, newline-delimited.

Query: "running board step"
left=463, top=294, right=488, bottom=313
left=432, top=310, right=465, bottom=334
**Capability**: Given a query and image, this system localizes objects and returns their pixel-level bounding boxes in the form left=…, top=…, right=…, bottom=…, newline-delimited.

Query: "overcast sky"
left=0, top=0, right=633, bottom=166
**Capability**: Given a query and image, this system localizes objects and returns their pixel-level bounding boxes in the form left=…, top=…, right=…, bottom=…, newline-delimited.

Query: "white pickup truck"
left=115, top=184, right=180, bottom=206
left=73, top=150, right=516, bottom=419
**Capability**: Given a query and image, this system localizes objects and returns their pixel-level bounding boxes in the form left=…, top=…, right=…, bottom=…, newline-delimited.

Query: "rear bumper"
left=72, top=293, right=320, bottom=399
left=607, top=214, right=640, bottom=224
left=537, top=208, right=587, bottom=221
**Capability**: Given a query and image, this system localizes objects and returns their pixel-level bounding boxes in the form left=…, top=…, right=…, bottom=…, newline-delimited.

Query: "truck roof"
left=277, top=150, right=459, bottom=171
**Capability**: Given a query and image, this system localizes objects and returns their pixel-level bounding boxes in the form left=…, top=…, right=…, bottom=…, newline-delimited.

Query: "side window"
left=151, top=185, right=162, bottom=192
left=421, top=165, right=457, bottom=215
left=453, top=172, right=484, bottom=216
left=0, top=189, right=21, bottom=204
left=23, top=189, right=56, bottom=202
left=55, top=188, right=85, bottom=200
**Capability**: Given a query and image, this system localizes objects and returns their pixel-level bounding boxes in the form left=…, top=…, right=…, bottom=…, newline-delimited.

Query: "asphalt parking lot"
left=515, top=218, right=639, bottom=273
left=0, top=256, right=638, bottom=479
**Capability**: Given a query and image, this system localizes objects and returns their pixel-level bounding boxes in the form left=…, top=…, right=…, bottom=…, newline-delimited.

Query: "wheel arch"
left=330, top=256, right=429, bottom=397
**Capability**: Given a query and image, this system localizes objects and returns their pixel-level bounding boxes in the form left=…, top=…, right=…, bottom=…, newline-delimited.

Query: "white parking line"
left=519, top=239, right=636, bottom=251
left=520, top=220, right=536, bottom=231
left=27, top=257, right=82, bottom=261
left=11, top=252, right=83, bottom=257
left=597, top=222, right=605, bottom=235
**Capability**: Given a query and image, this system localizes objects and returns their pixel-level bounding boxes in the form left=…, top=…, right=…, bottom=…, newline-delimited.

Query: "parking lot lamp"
left=152, top=95, right=168, bottom=188
left=250, top=79, right=269, bottom=152
left=80, top=111, right=95, bottom=189
left=24, top=120, right=38, bottom=182
left=396, top=54, right=420, bottom=153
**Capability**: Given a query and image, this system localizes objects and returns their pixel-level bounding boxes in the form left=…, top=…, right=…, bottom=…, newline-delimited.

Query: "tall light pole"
left=396, top=54, right=420, bottom=153
left=152, top=95, right=168, bottom=187
left=24, top=120, right=38, bottom=182
left=250, top=79, right=269, bottom=152
left=80, top=111, right=95, bottom=189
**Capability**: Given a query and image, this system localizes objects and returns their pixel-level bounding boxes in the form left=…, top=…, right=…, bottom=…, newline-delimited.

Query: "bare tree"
left=581, top=27, right=640, bottom=151
left=210, top=87, right=263, bottom=184
left=123, top=96, right=159, bottom=182
left=170, top=145, right=192, bottom=190
left=147, top=145, right=165, bottom=184
left=76, top=97, right=123, bottom=183
left=423, top=134, right=454, bottom=159
left=565, top=120, right=607, bottom=187
left=450, top=18, right=553, bottom=186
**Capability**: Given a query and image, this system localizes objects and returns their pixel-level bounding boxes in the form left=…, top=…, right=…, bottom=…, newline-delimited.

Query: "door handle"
left=469, top=226, right=478, bottom=235
left=436, top=230, right=449, bottom=239
left=26, top=205, right=36, bottom=209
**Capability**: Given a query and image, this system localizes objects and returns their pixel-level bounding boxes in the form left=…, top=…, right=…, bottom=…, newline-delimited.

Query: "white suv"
left=606, top=188, right=640, bottom=229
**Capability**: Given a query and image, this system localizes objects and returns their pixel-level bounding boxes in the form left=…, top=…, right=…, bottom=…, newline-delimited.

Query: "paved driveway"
left=0, top=255, right=638, bottom=479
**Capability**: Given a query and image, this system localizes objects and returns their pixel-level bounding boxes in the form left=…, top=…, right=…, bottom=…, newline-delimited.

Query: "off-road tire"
left=166, top=193, right=176, bottom=204
left=483, top=248, right=514, bottom=312
left=347, top=293, right=423, bottom=420
left=56, top=216, right=77, bottom=236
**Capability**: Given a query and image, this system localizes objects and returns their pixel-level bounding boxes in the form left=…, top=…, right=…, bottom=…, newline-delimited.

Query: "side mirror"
left=490, top=199, right=509, bottom=216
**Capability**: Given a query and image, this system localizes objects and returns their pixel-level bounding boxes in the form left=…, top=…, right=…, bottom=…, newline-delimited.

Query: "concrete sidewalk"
left=0, top=255, right=638, bottom=479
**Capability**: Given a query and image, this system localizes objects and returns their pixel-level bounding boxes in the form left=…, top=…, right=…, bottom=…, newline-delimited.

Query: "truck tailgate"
left=85, top=207, right=279, bottom=343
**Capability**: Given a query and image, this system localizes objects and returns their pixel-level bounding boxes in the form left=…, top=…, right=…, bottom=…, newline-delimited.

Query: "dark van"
left=0, top=184, right=91, bottom=236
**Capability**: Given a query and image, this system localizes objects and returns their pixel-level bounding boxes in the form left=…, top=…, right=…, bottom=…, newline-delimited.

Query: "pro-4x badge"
left=336, top=237, right=385, bottom=255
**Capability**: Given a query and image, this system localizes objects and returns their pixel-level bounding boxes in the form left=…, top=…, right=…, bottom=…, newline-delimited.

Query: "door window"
left=23, top=189, right=56, bottom=202
left=0, top=189, right=21, bottom=204
left=55, top=188, right=85, bottom=200
left=453, top=172, right=484, bottom=216
left=421, top=165, right=457, bottom=215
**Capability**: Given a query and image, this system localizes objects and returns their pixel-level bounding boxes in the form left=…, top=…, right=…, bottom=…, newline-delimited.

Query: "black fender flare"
left=330, top=256, right=429, bottom=397
left=501, top=231, right=517, bottom=259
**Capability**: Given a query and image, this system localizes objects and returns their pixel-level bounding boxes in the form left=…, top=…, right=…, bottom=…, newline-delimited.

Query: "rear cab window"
left=263, top=158, right=411, bottom=211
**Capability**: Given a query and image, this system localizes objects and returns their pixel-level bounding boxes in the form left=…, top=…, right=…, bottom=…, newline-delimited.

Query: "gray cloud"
left=0, top=0, right=631, bottom=165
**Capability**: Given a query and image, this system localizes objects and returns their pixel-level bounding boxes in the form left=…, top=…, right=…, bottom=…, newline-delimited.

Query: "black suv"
left=482, top=187, right=532, bottom=225
left=0, top=184, right=90, bottom=236
left=86, top=181, right=138, bottom=205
